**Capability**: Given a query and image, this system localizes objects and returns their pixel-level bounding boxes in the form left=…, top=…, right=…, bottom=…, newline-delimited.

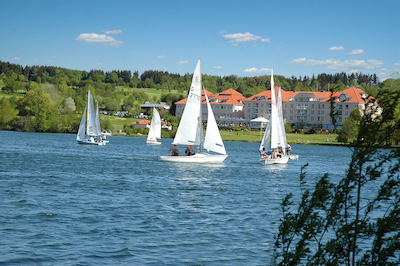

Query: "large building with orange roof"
left=174, top=86, right=374, bottom=129
left=244, top=86, right=375, bottom=129
left=175, top=88, right=248, bottom=126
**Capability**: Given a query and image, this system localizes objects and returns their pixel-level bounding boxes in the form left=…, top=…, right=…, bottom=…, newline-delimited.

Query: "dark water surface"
left=0, top=131, right=352, bottom=265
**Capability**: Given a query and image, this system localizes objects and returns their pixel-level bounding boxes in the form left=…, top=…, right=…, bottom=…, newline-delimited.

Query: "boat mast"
left=198, top=58, right=203, bottom=151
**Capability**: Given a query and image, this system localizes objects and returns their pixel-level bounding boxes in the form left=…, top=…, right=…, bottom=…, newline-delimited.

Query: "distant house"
left=140, top=102, right=170, bottom=115
left=132, top=119, right=171, bottom=130
left=132, top=119, right=150, bottom=129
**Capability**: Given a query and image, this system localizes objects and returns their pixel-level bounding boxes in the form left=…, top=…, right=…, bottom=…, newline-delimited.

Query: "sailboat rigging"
left=259, top=70, right=288, bottom=164
left=159, top=59, right=228, bottom=163
left=147, top=107, right=162, bottom=145
left=76, top=89, right=106, bottom=146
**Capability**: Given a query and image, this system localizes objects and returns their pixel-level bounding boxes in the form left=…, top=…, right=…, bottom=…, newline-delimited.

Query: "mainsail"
left=148, top=107, right=161, bottom=141
left=86, top=90, right=98, bottom=137
left=172, top=59, right=202, bottom=146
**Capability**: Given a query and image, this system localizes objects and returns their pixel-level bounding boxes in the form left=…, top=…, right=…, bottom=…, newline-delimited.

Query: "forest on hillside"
left=0, top=60, right=399, bottom=139
left=0, top=60, right=385, bottom=97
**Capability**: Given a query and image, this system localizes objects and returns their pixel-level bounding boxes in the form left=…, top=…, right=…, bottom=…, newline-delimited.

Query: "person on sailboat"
left=286, top=144, right=292, bottom=155
left=185, top=145, right=195, bottom=156
left=170, top=144, right=180, bottom=156
left=260, top=148, right=268, bottom=158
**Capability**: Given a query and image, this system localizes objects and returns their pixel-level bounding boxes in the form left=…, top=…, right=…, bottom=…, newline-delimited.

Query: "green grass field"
left=105, top=114, right=339, bottom=144
left=220, top=130, right=339, bottom=144
left=101, top=114, right=139, bottom=132
left=115, top=86, right=185, bottom=103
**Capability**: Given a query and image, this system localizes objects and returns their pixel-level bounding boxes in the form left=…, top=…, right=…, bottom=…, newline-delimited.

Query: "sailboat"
left=259, top=70, right=288, bottom=164
left=76, top=89, right=106, bottom=146
left=147, top=107, right=162, bottom=145
left=159, top=59, right=228, bottom=163
left=96, top=99, right=109, bottom=143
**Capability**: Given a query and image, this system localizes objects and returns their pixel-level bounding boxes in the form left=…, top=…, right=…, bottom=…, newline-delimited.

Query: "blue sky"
left=1, top=0, right=399, bottom=81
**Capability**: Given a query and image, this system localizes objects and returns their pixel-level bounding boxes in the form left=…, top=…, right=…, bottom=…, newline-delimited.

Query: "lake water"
left=0, top=131, right=353, bottom=265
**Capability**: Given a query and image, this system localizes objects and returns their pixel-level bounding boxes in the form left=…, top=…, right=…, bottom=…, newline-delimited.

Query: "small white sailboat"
left=76, top=89, right=106, bottom=146
left=96, top=100, right=109, bottom=144
left=259, top=70, right=288, bottom=164
left=159, top=59, right=228, bottom=163
left=147, top=107, right=162, bottom=145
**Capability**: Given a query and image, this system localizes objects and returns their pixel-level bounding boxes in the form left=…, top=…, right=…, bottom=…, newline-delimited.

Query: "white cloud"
left=12, top=57, right=20, bottom=60
left=366, top=59, right=383, bottom=69
left=289, top=57, right=383, bottom=70
left=329, top=46, right=345, bottom=51
left=243, top=67, right=271, bottom=73
left=48, top=60, right=54, bottom=63
left=96, top=63, right=103, bottom=66
left=175, top=61, right=189, bottom=64
left=348, top=49, right=364, bottom=55
left=105, top=29, right=122, bottom=35
left=157, top=55, right=165, bottom=59
left=393, top=63, right=400, bottom=66
left=214, top=66, right=225, bottom=69
left=222, top=32, right=270, bottom=45
left=75, top=33, right=123, bottom=46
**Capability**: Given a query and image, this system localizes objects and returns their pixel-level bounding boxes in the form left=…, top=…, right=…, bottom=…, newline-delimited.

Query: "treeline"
left=1, top=60, right=399, bottom=135
left=0, top=60, right=382, bottom=97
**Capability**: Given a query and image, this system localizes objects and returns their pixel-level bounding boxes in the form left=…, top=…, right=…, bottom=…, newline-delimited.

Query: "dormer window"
left=339, top=94, right=347, bottom=101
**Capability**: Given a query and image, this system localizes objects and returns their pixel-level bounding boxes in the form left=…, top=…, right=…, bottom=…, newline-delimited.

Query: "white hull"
left=147, top=140, right=162, bottom=145
left=77, top=139, right=106, bottom=146
left=289, top=154, right=299, bottom=160
left=159, top=153, right=227, bottom=163
left=259, top=155, right=289, bottom=165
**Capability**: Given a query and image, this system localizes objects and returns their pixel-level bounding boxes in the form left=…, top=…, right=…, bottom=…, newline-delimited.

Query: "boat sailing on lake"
left=146, top=107, right=162, bottom=145
left=159, top=59, right=228, bottom=163
left=76, top=89, right=106, bottom=146
left=259, top=69, right=298, bottom=165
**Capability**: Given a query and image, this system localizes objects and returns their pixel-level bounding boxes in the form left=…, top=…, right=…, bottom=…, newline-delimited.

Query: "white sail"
left=77, top=106, right=87, bottom=141
left=95, top=100, right=101, bottom=136
left=277, top=87, right=287, bottom=154
left=86, top=89, right=97, bottom=137
left=203, top=89, right=227, bottom=155
left=270, top=70, right=279, bottom=149
left=259, top=116, right=271, bottom=152
left=259, top=69, right=289, bottom=164
left=147, top=107, right=161, bottom=142
left=172, top=59, right=202, bottom=146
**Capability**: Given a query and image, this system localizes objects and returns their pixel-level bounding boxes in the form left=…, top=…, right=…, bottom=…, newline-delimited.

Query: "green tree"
left=18, top=88, right=55, bottom=132
left=274, top=90, right=400, bottom=266
left=62, top=97, right=76, bottom=114
left=0, top=97, right=18, bottom=128
left=337, top=108, right=362, bottom=143
left=328, top=85, right=340, bottom=133
left=105, top=72, right=119, bottom=83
